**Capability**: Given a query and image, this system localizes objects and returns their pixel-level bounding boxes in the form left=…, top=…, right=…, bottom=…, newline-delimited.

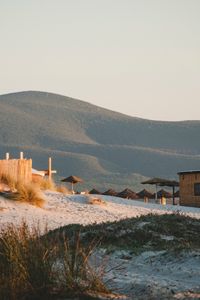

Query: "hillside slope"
left=0, top=91, right=200, bottom=190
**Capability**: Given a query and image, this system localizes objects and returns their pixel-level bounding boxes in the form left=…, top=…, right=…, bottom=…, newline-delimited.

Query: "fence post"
left=20, top=152, right=24, bottom=159
left=6, top=153, right=9, bottom=160
left=48, top=157, right=52, bottom=181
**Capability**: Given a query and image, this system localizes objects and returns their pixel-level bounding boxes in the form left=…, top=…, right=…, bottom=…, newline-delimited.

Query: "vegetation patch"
left=0, top=223, right=113, bottom=300
left=50, top=213, right=200, bottom=254
left=56, top=184, right=72, bottom=195
left=87, top=196, right=107, bottom=205
left=0, top=175, right=72, bottom=207
left=33, top=177, right=56, bottom=191
left=0, top=173, right=17, bottom=192
left=8, top=183, right=45, bottom=207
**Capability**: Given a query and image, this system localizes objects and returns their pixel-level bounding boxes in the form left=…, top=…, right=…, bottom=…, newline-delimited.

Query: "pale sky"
left=0, top=0, right=200, bottom=121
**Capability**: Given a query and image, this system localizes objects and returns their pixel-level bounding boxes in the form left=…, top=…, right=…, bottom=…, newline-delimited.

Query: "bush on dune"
left=0, top=174, right=72, bottom=208
left=0, top=173, right=17, bottom=191
left=0, top=222, right=57, bottom=300
left=0, top=223, right=110, bottom=300
left=58, top=231, right=109, bottom=296
left=56, top=184, right=71, bottom=195
left=32, top=177, right=56, bottom=191
left=9, top=183, right=45, bottom=207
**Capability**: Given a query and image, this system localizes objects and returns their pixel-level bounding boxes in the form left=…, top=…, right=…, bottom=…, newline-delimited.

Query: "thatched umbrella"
left=103, top=189, right=118, bottom=196
left=61, top=175, right=83, bottom=192
left=142, top=177, right=179, bottom=204
left=174, top=190, right=179, bottom=198
left=89, top=188, right=101, bottom=195
left=137, top=189, right=153, bottom=200
left=117, top=188, right=139, bottom=200
left=156, top=189, right=172, bottom=199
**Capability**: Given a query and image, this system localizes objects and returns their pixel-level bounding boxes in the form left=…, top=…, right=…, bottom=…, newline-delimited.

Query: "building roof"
left=178, top=170, right=200, bottom=175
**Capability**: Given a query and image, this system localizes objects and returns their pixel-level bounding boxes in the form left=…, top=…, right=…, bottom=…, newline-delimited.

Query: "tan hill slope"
left=0, top=91, right=200, bottom=190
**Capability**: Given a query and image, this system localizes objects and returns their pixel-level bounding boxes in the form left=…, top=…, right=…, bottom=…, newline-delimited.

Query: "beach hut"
left=61, top=175, right=83, bottom=193
left=178, top=171, right=200, bottom=207
left=117, top=188, right=139, bottom=200
left=103, top=189, right=118, bottom=196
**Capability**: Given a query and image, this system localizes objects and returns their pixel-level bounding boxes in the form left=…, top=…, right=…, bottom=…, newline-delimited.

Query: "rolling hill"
left=0, top=91, right=200, bottom=191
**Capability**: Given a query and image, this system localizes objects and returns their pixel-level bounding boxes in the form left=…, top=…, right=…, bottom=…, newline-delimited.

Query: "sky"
left=0, top=0, right=200, bottom=121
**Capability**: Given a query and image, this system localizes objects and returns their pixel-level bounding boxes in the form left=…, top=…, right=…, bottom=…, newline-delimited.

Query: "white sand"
left=0, top=192, right=200, bottom=299
left=0, top=192, right=200, bottom=231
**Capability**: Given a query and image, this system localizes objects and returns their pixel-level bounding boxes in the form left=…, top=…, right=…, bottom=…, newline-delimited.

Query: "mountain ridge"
left=0, top=90, right=200, bottom=191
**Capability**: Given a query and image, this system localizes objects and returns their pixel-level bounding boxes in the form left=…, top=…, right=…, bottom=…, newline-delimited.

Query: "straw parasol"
left=142, top=177, right=179, bottom=204
left=156, top=189, right=172, bottom=199
left=137, top=189, right=153, bottom=199
left=61, top=175, right=83, bottom=192
left=89, top=188, right=101, bottom=195
left=103, top=189, right=118, bottom=196
left=117, top=188, right=139, bottom=200
left=174, top=190, right=179, bottom=197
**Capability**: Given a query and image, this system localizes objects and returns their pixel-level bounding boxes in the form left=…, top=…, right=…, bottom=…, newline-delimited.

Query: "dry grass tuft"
left=56, top=185, right=71, bottom=195
left=10, top=183, right=45, bottom=207
left=87, top=196, right=107, bottom=206
left=58, top=231, right=110, bottom=296
left=0, top=173, right=17, bottom=191
left=33, top=177, right=56, bottom=191
left=0, top=222, right=57, bottom=300
left=0, top=223, right=111, bottom=300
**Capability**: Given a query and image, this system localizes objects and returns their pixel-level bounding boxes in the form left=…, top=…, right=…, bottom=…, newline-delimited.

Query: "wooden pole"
left=172, top=186, right=175, bottom=205
left=155, top=184, right=158, bottom=203
left=48, top=157, right=52, bottom=181
left=20, top=152, right=24, bottom=159
left=6, top=153, right=9, bottom=160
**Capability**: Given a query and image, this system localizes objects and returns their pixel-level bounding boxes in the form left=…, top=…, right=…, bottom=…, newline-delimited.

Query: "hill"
left=0, top=91, right=200, bottom=191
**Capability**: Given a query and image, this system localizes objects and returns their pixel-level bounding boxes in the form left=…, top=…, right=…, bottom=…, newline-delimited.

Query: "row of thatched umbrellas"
left=61, top=175, right=179, bottom=200
left=89, top=188, right=179, bottom=199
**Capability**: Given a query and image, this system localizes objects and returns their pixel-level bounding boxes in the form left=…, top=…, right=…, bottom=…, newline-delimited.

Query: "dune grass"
left=0, top=174, right=45, bottom=207
left=0, top=174, right=71, bottom=208
left=87, top=196, right=107, bottom=205
left=32, top=177, right=56, bottom=191
left=33, top=178, right=72, bottom=195
left=0, top=222, right=57, bottom=300
left=57, top=231, right=109, bottom=296
left=0, top=173, right=17, bottom=191
left=56, top=184, right=71, bottom=195
left=1, top=172, right=72, bottom=205
left=0, top=223, right=110, bottom=300
left=9, top=183, right=45, bottom=208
